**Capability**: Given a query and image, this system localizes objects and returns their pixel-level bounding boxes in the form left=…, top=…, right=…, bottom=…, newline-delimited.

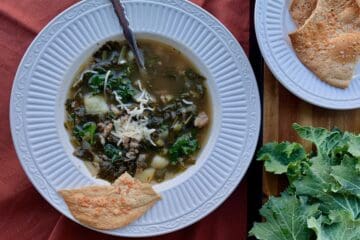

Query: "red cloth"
left=0, top=0, right=250, bottom=239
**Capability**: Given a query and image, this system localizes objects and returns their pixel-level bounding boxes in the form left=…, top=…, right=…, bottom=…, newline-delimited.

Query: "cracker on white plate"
left=289, top=0, right=360, bottom=88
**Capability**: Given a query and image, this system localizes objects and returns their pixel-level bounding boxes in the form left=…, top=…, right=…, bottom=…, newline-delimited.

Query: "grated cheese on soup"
left=111, top=81, right=156, bottom=146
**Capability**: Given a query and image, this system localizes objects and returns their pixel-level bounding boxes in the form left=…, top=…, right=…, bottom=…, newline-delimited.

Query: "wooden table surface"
left=263, top=65, right=360, bottom=198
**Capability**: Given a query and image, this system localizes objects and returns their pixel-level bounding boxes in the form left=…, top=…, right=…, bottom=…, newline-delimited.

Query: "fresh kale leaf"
left=347, top=134, right=360, bottom=158
left=318, top=193, right=360, bottom=220
left=331, top=155, right=360, bottom=198
left=257, top=142, right=307, bottom=175
left=293, top=124, right=355, bottom=160
left=308, top=211, right=360, bottom=240
left=250, top=124, right=360, bottom=240
left=169, top=133, right=199, bottom=163
left=293, top=154, right=339, bottom=197
left=292, top=124, right=331, bottom=151
left=293, top=158, right=360, bottom=219
left=249, top=193, right=319, bottom=240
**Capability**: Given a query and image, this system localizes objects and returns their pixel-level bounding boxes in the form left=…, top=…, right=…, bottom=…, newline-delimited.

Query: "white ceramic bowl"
left=10, top=0, right=261, bottom=237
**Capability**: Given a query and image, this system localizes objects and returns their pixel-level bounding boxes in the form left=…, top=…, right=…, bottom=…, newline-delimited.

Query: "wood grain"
left=263, top=65, right=360, bottom=198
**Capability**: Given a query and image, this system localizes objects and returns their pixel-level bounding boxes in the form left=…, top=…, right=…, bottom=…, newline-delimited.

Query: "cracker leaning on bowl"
left=59, top=173, right=161, bottom=230
left=289, top=0, right=360, bottom=89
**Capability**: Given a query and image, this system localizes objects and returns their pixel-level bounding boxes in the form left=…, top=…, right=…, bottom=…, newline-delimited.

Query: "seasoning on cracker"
left=59, top=173, right=161, bottom=230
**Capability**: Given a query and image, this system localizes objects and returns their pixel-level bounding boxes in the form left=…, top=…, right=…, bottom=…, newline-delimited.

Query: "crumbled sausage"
left=102, top=123, right=113, bottom=137
left=97, top=122, right=106, bottom=131
left=107, top=134, right=119, bottom=144
left=194, top=112, right=209, bottom=128
left=130, top=139, right=140, bottom=149
left=122, top=137, right=131, bottom=149
left=125, top=151, right=137, bottom=161
left=125, top=139, right=140, bottom=161
left=99, top=135, right=106, bottom=145
left=136, top=154, right=148, bottom=170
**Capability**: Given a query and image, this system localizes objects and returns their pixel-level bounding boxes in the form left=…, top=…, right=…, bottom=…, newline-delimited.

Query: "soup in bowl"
left=65, top=39, right=211, bottom=184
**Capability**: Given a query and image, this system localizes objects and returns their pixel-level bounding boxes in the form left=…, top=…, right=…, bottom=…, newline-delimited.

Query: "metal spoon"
left=110, top=0, right=145, bottom=70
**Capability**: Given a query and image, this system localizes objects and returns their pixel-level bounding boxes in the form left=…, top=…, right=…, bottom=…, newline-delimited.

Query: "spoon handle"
left=110, top=0, right=145, bottom=70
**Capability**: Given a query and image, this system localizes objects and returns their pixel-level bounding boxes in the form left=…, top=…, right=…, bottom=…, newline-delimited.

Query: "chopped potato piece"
left=135, top=168, right=156, bottom=183
left=84, top=95, right=109, bottom=115
left=151, top=155, right=169, bottom=169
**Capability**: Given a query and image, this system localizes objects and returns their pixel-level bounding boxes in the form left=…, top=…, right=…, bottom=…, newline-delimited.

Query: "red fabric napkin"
left=0, top=0, right=250, bottom=239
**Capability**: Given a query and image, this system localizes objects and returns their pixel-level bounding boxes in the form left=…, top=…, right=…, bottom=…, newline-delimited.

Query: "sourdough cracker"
left=289, top=0, right=360, bottom=88
left=59, top=173, right=161, bottom=230
left=290, top=0, right=317, bottom=26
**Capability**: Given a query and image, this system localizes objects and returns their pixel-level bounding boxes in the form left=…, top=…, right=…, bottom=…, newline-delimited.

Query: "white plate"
left=255, top=0, right=360, bottom=110
left=10, top=0, right=260, bottom=237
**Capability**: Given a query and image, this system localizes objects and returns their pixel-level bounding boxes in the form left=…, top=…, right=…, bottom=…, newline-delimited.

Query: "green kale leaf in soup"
left=104, top=143, right=123, bottom=163
left=65, top=39, right=210, bottom=184
left=73, top=122, right=97, bottom=145
left=169, top=133, right=199, bottom=163
left=88, top=74, right=106, bottom=95
left=110, top=78, right=137, bottom=103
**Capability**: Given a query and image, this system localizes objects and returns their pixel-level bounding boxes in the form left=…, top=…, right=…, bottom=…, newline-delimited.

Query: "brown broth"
left=65, top=39, right=211, bottom=183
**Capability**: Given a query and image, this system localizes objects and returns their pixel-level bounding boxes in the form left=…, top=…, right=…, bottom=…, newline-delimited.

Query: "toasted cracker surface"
left=289, top=0, right=360, bottom=88
left=290, top=0, right=318, bottom=26
left=59, top=173, right=161, bottom=230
